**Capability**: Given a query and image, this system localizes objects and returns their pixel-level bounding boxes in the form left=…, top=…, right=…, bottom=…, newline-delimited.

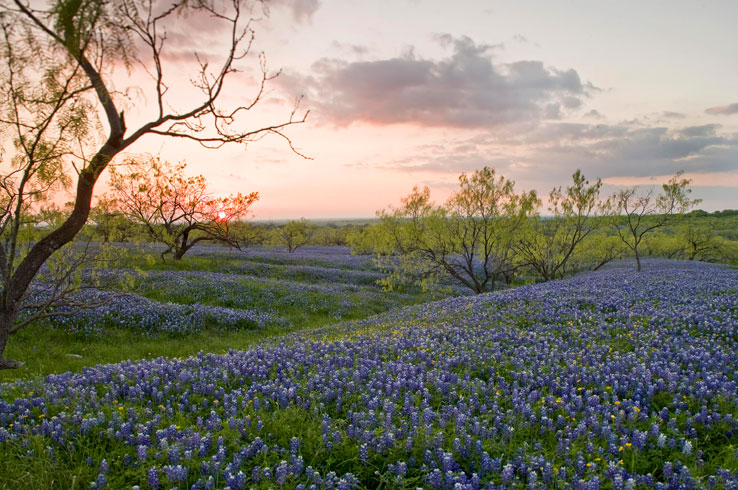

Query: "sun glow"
left=217, top=211, right=226, bottom=220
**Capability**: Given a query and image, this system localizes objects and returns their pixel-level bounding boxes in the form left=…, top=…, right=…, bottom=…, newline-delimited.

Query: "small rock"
left=65, top=354, right=83, bottom=359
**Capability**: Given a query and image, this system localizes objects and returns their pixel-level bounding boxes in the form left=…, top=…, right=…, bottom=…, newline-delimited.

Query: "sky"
left=116, top=0, right=738, bottom=219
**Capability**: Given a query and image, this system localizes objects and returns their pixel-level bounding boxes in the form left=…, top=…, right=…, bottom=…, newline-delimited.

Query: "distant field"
left=1, top=257, right=737, bottom=489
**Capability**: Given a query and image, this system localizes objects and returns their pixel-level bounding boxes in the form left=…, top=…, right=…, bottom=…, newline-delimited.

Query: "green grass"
left=121, top=251, right=249, bottom=273
left=0, top=323, right=300, bottom=383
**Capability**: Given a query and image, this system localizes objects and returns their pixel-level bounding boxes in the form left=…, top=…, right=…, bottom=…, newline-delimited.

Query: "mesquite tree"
left=609, top=172, right=699, bottom=271
left=0, top=0, right=307, bottom=369
left=516, top=170, right=604, bottom=281
left=273, top=218, right=314, bottom=253
left=370, top=167, right=537, bottom=294
left=109, top=155, right=258, bottom=259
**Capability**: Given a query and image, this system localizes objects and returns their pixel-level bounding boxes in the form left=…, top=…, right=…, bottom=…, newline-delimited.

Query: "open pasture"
left=1, top=259, right=737, bottom=489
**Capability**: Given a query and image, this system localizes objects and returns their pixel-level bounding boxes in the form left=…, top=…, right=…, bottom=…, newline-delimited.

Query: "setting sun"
left=217, top=211, right=226, bottom=220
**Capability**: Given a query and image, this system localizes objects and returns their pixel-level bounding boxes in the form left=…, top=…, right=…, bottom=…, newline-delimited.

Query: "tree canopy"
left=109, top=155, right=258, bottom=259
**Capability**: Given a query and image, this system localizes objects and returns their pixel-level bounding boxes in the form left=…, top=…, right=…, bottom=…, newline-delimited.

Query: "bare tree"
left=0, top=0, right=307, bottom=368
left=109, top=155, right=258, bottom=259
left=609, top=172, right=699, bottom=271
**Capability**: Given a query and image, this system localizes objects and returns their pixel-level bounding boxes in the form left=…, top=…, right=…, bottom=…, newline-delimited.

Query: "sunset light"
left=1, top=1, right=738, bottom=488
left=125, top=0, right=738, bottom=219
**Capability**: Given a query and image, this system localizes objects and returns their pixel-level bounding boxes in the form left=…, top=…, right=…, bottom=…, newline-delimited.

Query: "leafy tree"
left=89, top=196, right=137, bottom=243
left=346, top=222, right=389, bottom=256
left=367, top=167, right=537, bottom=294
left=679, top=223, right=720, bottom=261
left=312, top=224, right=359, bottom=247
left=273, top=218, right=315, bottom=253
left=109, top=156, right=258, bottom=260
left=642, top=231, right=685, bottom=260
left=608, top=172, right=700, bottom=271
left=576, top=233, right=626, bottom=271
left=713, top=237, right=738, bottom=265
left=370, top=185, right=448, bottom=291
left=229, top=221, right=269, bottom=248
left=0, top=0, right=306, bottom=368
left=516, top=170, right=604, bottom=280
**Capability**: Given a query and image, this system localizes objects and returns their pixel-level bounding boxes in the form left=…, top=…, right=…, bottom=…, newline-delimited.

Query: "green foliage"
left=362, top=168, right=537, bottom=294
left=272, top=218, right=316, bottom=253
left=517, top=170, right=604, bottom=280
left=311, top=224, right=365, bottom=246
left=228, top=221, right=269, bottom=248
left=89, top=197, right=140, bottom=243
left=566, top=231, right=627, bottom=272
left=638, top=222, right=738, bottom=265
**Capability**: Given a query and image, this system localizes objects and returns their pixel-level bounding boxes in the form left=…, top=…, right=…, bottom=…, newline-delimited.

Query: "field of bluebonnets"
left=1, top=249, right=738, bottom=489
left=39, top=245, right=435, bottom=337
left=3, top=246, right=452, bottom=378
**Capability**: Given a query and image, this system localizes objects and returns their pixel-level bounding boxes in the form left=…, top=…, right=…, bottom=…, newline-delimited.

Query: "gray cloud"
left=584, top=125, right=733, bottom=176
left=368, top=122, right=738, bottom=186
left=517, top=124, right=737, bottom=180
left=706, top=103, right=738, bottom=115
left=377, top=152, right=514, bottom=175
left=543, top=103, right=562, bottom=120
left=660, top=111, right=686, bottom=119
left=287, top=35, right=593, bottom=128
left=583, top=109, right=604, bottom=119
left=330, top=41, right=370, bottom=57
left=678, top=124, right=721, bottom=138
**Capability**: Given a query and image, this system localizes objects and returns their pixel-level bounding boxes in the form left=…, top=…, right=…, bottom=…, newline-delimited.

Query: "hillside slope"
left=1, top=260, right=737, bottom=489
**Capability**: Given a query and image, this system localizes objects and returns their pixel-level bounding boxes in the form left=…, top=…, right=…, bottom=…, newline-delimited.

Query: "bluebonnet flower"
left=146, top=467, right=159, bottom=490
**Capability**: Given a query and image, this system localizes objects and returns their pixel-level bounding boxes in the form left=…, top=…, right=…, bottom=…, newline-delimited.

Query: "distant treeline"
left=690, top=208, right=738, bottom=217
left=83, top=210, right=738, bottom=247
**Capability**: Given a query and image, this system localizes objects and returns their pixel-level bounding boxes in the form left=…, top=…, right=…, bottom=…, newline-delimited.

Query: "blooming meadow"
left=2, top=259, right=737, bottom=488
left=24, top=246, right=442, bottom=339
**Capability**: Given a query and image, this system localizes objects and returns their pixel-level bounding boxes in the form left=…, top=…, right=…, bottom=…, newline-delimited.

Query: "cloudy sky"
left=124, top=0, right=738, bottom=218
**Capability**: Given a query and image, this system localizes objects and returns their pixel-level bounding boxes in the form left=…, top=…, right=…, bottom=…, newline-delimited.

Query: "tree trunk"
left=0, top=132, right=124, bottom=368
left=635, top=246, right=642, bottom=272
left=174, top=247, right=187, bottom=260
left=0, top=314, right=24, bottom=369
